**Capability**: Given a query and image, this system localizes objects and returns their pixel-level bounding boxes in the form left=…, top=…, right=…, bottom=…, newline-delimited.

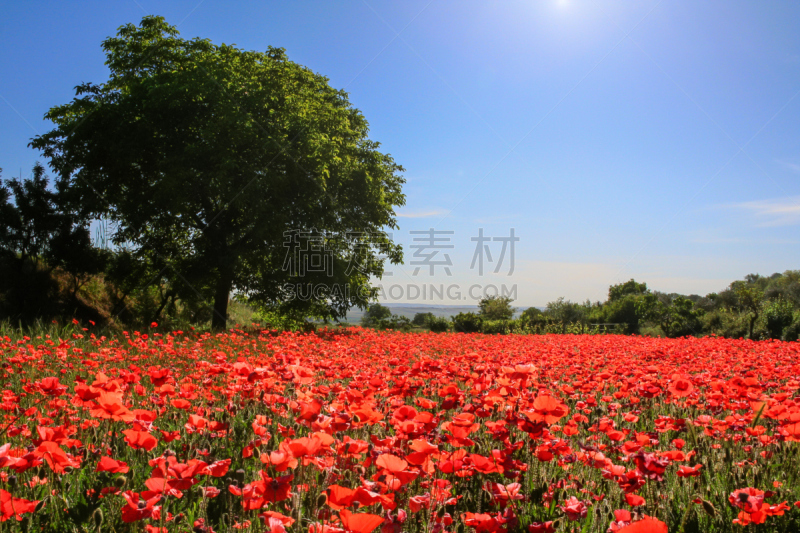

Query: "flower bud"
left=92, top=508, right=104, bottom=530
left=701, top=499, right=716, bottom=517
left=316, top=492, right=327, bottom=507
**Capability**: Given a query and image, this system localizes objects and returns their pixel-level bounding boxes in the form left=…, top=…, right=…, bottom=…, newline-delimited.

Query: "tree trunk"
left=211, top=268, right=233, bottom=331
left=150, top=289, right=172, bottom=326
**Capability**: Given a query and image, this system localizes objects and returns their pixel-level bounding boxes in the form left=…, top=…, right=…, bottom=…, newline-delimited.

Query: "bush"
left=452, top=312, right=482, bottom=333
left=765, top=298, right=794, bottom=339
left=702, top=309, right=749, bottom=339
left=520, top=307, right=543, bottom=321
left=255, top=308, right=316, bottom=332
left=783, top=316, right=800, bottom=342
left=427, top=316, right=450, bottom=332
left=639, top=325, right=665, bottom=338
left=412, top=312, right=435, bottom=326
left=361, top=304, right=391, bottom=327
left=481, top=319, right=511, bottom=334
left=377, top=314, right=412, bottom=332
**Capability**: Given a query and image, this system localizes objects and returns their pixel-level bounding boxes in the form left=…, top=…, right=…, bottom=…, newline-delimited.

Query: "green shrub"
left=377, top=314, right=412, bottom=332
left=703, top=309, right=749, bottom=339
left=412, top=312, right=435, bottom=326
left=452, top=312, right=482, bottom=333
left=427, top=316, right=450, bottom=332
left=257, top=309, right=316, bottom=332
left=765, top=298, right=794, bottom=339
left=361, top=304, right=391, bottom=327
left=782, top=316, right=800, bottom=342
left=481, top=319, right=510, bottom=334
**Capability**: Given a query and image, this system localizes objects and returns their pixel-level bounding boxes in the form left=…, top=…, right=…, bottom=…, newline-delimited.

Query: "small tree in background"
left=545, top=297, right=587, bottom=324
left=0, top=164, right=102, bottom=321
left=478, top=295, right=514, bottom=321
left=1, top=163, right=60, bottom=267
left=412, top=312, right=435, bottom=326
left=732, top=281, right=763, bottom=339
left=361, top=303, right=391, bottom=327
left=639, top=294, right=703, bottom=338
left=520, top=306, right=542, bottom=321
left=608, top=279, right=649, bottom=302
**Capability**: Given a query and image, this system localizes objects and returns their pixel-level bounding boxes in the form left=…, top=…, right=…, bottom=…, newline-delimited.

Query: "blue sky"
left=2, top=1, right=800, bottom=306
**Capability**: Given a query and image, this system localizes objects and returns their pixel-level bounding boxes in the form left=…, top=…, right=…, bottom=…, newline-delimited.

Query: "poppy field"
left=1, top=327, right=800, bottom=533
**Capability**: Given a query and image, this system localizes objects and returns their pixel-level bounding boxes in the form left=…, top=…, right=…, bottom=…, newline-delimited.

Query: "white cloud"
left=397, top=209, right=448, bottom=218
left=731, top=196, right=800, bottom=226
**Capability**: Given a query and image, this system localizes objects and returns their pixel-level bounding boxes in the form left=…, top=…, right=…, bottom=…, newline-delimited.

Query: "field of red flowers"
left=1, top=326, right=800, bottom=533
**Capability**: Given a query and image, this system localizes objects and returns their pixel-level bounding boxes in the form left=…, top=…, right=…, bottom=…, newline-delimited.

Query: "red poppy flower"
left=617, top=517, right=668, bottom=533
left=528, top=522, right=555, bottom=533
left=485, top=482, right=524, bottom=505
left=202, top=459, right=231, bottom=477
left=326, top=485, right=356, bottom=510
left=287, top=434, right=326, bottom=459
left=667, top=375, right=694, bottom=398
left=375, top=454, right=408, bottom=473
left=0, top=489, right=40, bottom=522
left=462, top=512, right=505, bottom=533
left=260, top=511, right=295, bottom=527
left=677, top=464, right=703, bottom=477
left=123, top=429, right=158, bottom=451
left=729, top=487, right=764, bottom=514
left=262, top=447, right=299, bottom=471
left=170, top=399, right=191, bottom=410
left=201, top=486, right=221, bottom=498
left=240, top=473, right=293, bottom=510
left=561, top=496, right=588, bottom=521
left=34, top=442, right=80, bottom=474
left=632, top=452, right=669, bottom=481
left=625, top=493, right=646, bottom=507
left=120, top=491, right=162, bottom=523
left=608, top=509, right=632, bottom=532
left=527, top=395, right=569, bottom=425
left=90, top=392, right=135, bottom=423
left=96, top=456, right=130, bottom=474
left=339, top=509, right=385, bottom=533
left=36, top=377, right=67, bottom=396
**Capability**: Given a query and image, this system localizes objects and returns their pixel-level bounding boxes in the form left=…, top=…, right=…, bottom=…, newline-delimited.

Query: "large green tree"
left=31, top=16, right=405, bottom=329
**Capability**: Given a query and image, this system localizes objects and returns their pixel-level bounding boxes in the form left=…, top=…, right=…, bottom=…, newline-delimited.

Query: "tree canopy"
left=478, top=295, right=515, bottom=320
left=31, top=16, right=405, bottom=329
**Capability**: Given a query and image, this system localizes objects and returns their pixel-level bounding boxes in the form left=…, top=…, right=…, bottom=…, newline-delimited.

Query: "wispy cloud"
left=776, top=159, right=800, bottom=173
left=473, top=214, right=521, bottom=224
left=690, top=236, right=798, bottom=245
left=397, top=209, right=448, bottom=218
left=731, top=196, right=800, bottom=226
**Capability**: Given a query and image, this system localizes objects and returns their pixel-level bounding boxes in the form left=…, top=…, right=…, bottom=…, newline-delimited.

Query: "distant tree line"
left=364, top=277, right=800, bottom=341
